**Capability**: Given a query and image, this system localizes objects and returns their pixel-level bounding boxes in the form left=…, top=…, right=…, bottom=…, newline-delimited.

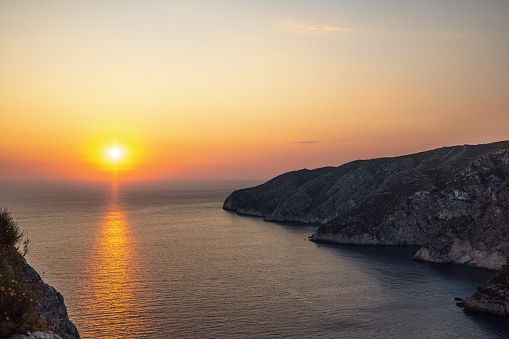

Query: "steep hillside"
left=312, top=145, right=509, bottom=247
left=414, top=180, right=509, bottom=270
left=461, top=261, right=509, bottom=316
left=225, top=141, right=509, bottom=226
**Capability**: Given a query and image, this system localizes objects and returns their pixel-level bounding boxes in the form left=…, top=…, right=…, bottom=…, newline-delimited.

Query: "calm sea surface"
left=1, top=181, right=508, bottom=338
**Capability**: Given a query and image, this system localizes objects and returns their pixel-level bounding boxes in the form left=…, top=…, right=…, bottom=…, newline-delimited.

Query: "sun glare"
left=107, top=145, right=125, bottom=164
left=87, top=139, right=142, bottom=180
left=109, top=147, right=122, bottom=160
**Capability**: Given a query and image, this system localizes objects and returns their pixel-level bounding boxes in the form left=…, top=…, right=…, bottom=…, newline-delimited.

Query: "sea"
left=1, top=181, right=508, bottom=338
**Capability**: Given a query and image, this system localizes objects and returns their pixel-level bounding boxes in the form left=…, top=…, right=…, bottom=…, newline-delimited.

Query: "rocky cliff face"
left=224, top=141, right=509, bottom=316
left=225, top=142, right=509, bottom=252
left=225, top=141, right=509, bottom=270
left=225, top=142, right=509, bottom=228
left=413, top=182, right=509, bottom=270
left=460, top=261, right=509, bottom=316
left=11, top=256, right=80, bottom=339
left=312, top=146, right=509, bottom=249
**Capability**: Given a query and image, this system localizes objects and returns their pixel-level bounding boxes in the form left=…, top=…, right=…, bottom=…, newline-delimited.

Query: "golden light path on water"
left=83, top=183, right=151, bottom=337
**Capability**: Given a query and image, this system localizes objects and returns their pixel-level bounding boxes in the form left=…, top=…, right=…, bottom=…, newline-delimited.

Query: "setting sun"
left=108, top=146, right=123, bottom=162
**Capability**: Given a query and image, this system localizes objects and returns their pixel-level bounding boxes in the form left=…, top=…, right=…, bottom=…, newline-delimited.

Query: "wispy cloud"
left=280, top=22, right=356, bottom=35
left=289, top=141, right=320, bottom=144
left=307, top=25, right=354, bottom=33
left=280, top=21, right=465, bottom=40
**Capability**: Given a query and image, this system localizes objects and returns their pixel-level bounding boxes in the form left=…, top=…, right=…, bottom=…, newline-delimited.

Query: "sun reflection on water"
left=83, top=184, right=150, bottom=338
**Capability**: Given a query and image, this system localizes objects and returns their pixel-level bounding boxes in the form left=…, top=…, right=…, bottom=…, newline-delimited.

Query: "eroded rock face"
left=223, top=142, right=509, bottom=224
left=224, top=141, right=509, bottom=316
left=413, top=186, right=509, bottom=270
left=312, top=146, right=509, bottom=248
left=11, top=331, right=63, bottom=339
left=225, top=141, right=509, bottom=267
left=225, top=141, right=509, bottom=250
left=461, top=262, right=509, bottom=316
left=20, top=260, right=80, bottom=339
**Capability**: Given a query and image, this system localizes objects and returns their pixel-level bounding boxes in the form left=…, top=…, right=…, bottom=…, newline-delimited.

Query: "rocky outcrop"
left=413, top=182, right=509, bottom=270
left=18, top=259, right=80, bottom=339
left=223, top=166, right=335, bottom=220
left=460, top=261, right=509, bottom=316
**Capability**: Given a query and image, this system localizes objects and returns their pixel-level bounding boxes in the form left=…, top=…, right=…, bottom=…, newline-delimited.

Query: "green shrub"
left=0, top=208, right=23, bottom=248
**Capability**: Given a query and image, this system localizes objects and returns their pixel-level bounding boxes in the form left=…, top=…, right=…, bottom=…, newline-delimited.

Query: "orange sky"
left=1, top=1, right=508, bottom=182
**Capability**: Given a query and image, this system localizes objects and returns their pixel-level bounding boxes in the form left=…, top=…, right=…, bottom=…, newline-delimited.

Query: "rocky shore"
left=224, top=141, right=509, bottom=316
left=461, top=262, right=509, bottom=316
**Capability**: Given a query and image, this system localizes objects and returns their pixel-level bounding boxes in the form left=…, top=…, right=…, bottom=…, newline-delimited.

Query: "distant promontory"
left=223, top=141, right=509, bottom=316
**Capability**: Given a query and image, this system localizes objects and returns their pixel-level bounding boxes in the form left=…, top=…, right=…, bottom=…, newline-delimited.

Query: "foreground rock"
left=14, top=256, right=80, bottom=339
left=2, top=251, right=80, bottom=339
left=11, top=331, right=63, bottom=339
left=26, top=263, right=79, bottom=338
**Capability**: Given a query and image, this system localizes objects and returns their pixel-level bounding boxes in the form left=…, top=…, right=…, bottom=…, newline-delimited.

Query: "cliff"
left=1, top=250, right=80, bottom=339
left=460, top=261, right=509, bottom=316
left=224, top=141, right=509, bottom=316
left=1, top=208, right=80, bottom=339
left=225, top=141, right=509, bottom=228
left=312, top=145, right=509, bottom=248
left=19, top=258, right=80, bottom=339
left=225, top=142, right=509, bottom=255
left=413, top=181, right=509, bottom=270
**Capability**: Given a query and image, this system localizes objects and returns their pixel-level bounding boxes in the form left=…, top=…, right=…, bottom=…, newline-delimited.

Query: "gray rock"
left=11, top=331, right=63, bottom=339
left=462, top=261, right=509, bottom=316
left=224, top=141, right=509, bottom=258
left=20, top=258, right=80, bottom=339
left=413, top=184, right=509, bottom=270
left=312, top=146, right=509, bottom=248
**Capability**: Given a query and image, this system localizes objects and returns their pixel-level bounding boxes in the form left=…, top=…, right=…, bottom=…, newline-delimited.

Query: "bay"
left=1, top=181, right=508, bottom=338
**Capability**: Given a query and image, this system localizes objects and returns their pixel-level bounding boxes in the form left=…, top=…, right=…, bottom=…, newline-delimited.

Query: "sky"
left=1, top=0, right=508, bottom=182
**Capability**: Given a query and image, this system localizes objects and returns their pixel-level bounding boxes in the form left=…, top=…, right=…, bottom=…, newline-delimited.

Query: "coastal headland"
left=224, top=141, right=509, bottom=316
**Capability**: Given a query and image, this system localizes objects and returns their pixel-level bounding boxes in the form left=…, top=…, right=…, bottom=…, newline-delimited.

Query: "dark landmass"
left=461, top=262, right=509, bottom=316
left=224, top=141, right=509, bottom=316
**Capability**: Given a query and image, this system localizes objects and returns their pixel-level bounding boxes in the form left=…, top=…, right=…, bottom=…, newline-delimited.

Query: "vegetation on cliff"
left=0, top=208, right=80, bottom=339
left=0, top=208, right=43, bottom=337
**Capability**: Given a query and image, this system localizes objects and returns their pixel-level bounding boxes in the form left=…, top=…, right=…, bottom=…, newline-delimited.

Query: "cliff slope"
left=313, top=145, right=509, bottom=247
left=461, top=260, right=509, bottom=316
left=225, top=141, right=509, bottom=227
left=20, top=258, right=80, bottom=339
left=1, top=250, right=80, bottom=339
left=1, top=208, right=79, bottom=339
left=224, top=141, right=509, bottom=268
left=224, top=141, right=509, bottom=316
left=413, top=181, right=509, bottom=270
